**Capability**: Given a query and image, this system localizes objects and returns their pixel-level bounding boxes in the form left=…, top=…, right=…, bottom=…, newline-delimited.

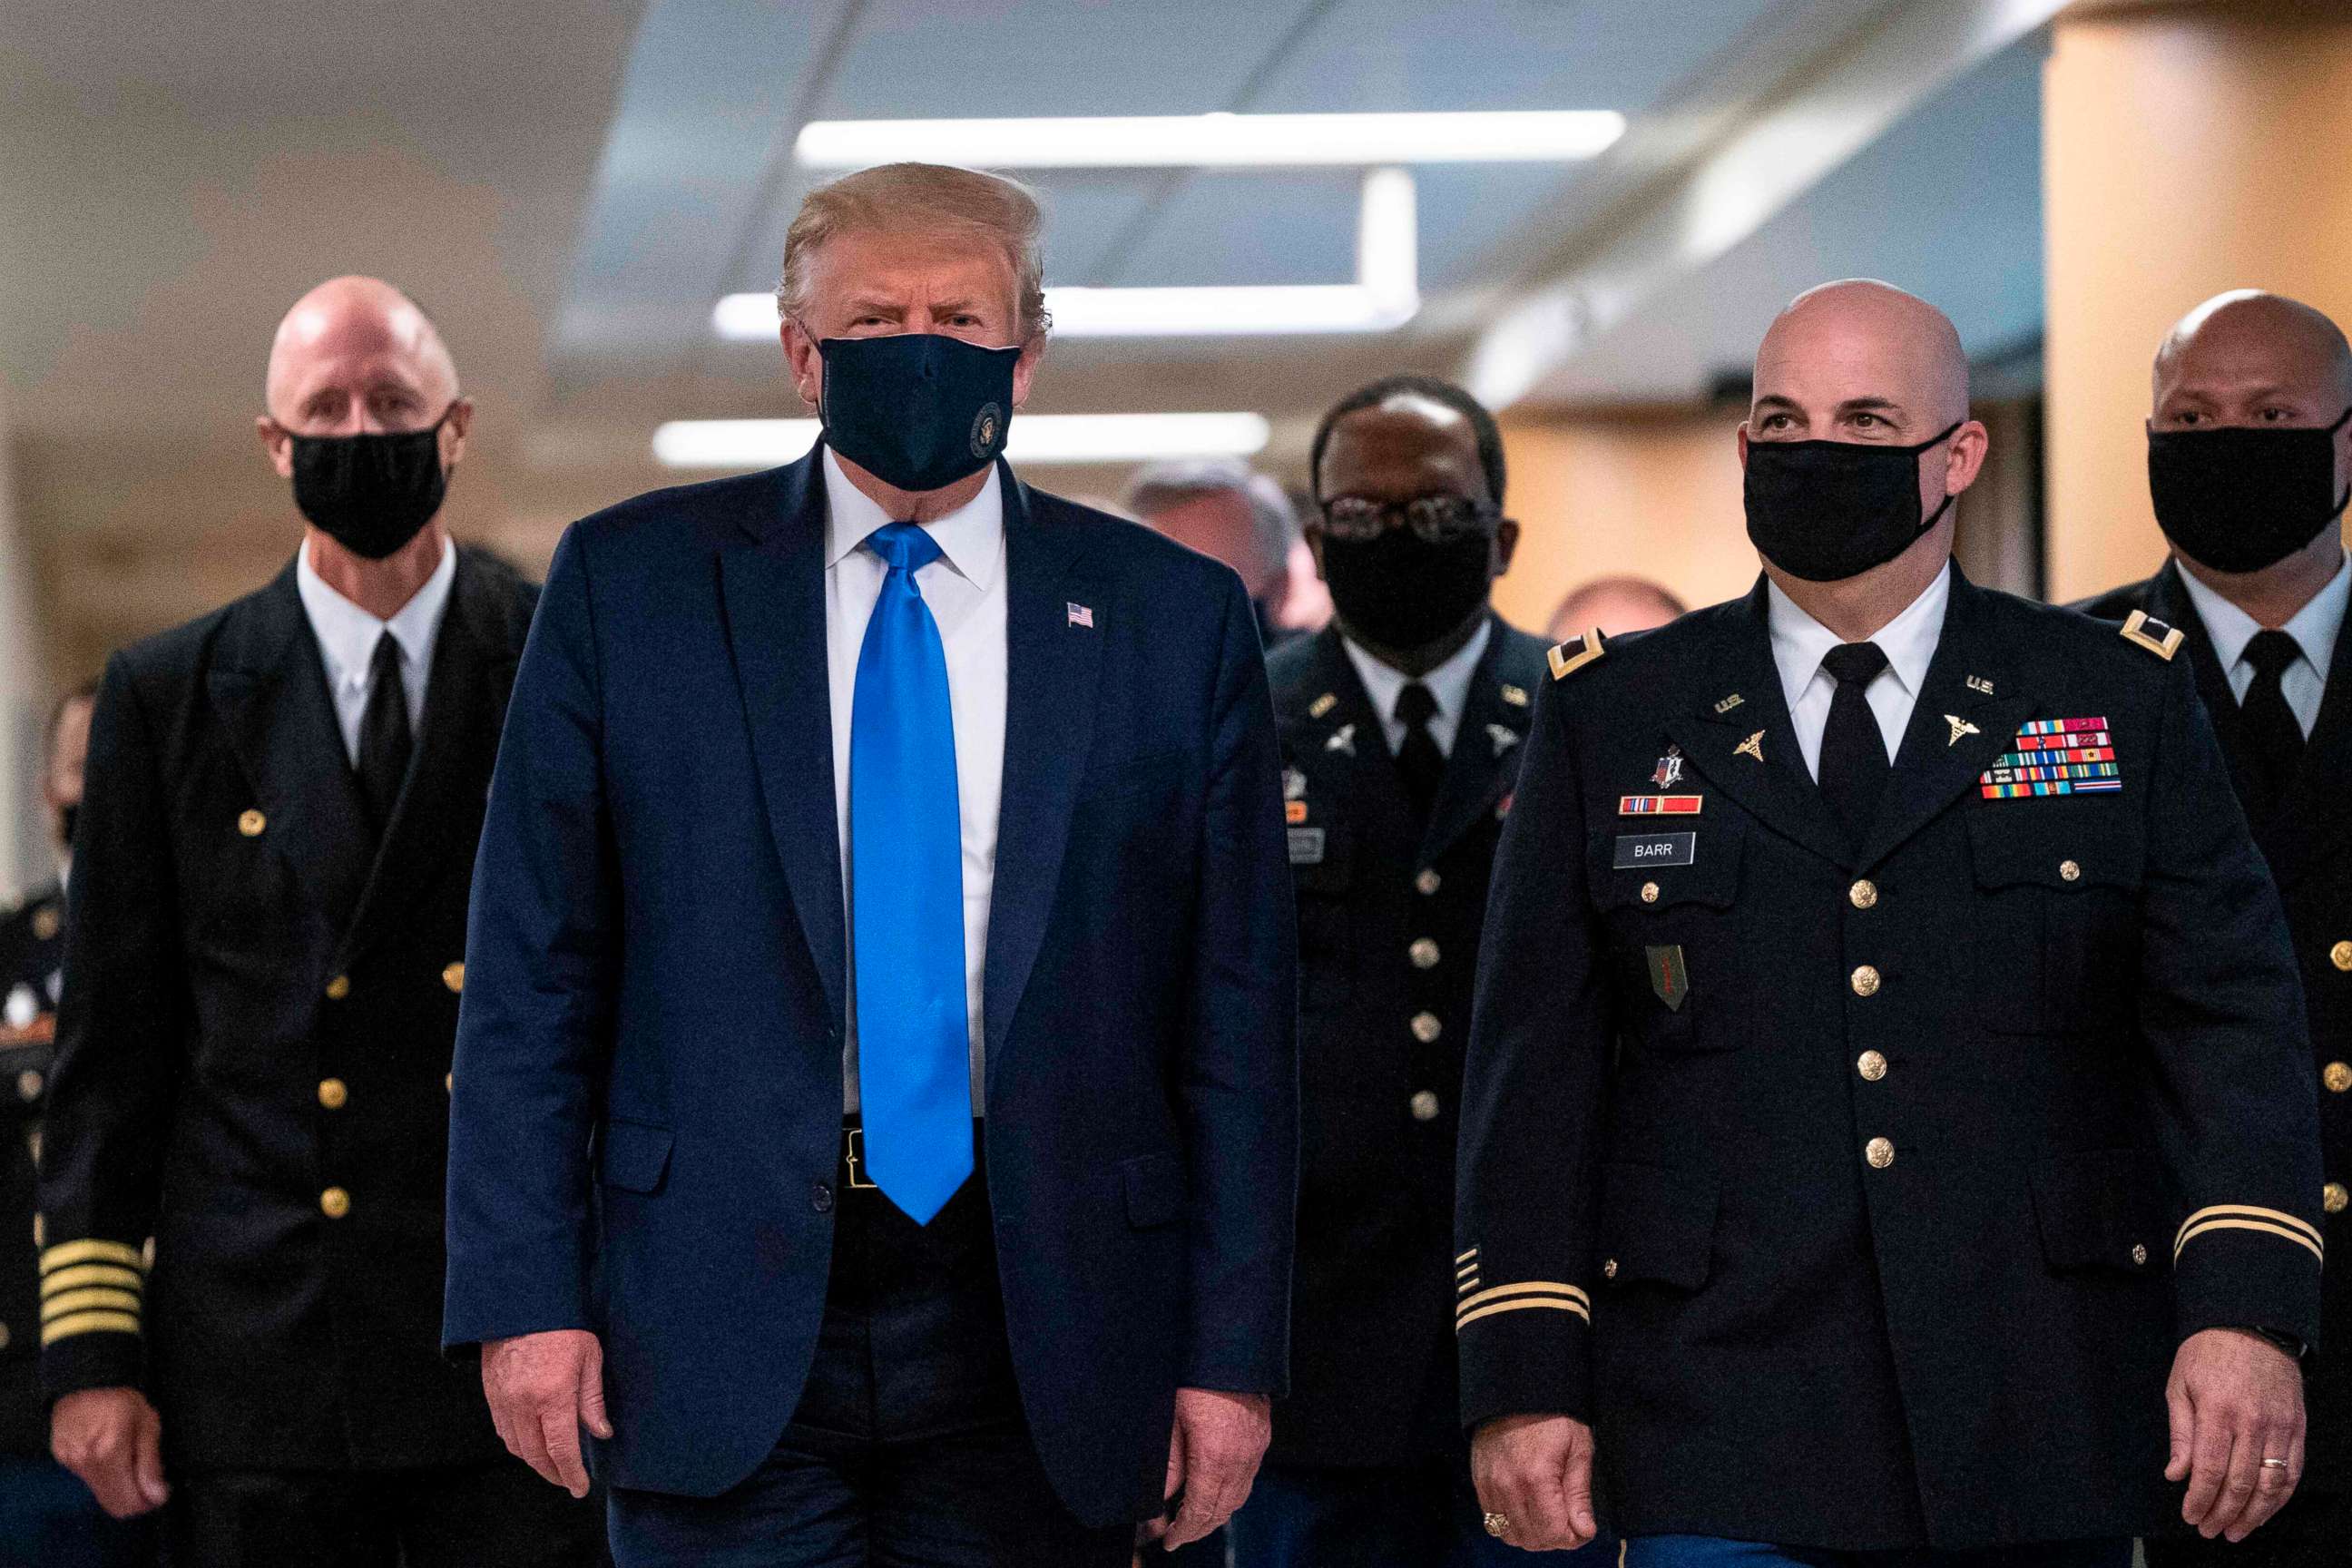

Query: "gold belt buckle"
left=843, top=1127, right=878, bottom=1191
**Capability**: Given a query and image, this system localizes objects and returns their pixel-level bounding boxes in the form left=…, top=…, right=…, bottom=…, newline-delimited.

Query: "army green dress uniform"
left=0, top=886, right=64, bottom=1457
left=2082, top=559, right=2352, bottom=1565
left=1457, top=570, right=2323, bottom=1553
left=35, top=550, right=603, bottom=1563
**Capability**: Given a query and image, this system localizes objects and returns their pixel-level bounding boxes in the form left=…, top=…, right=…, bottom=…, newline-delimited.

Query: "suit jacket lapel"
left=1418, top=616, right=1523, bottom=864
left=205, top=564, right=373, bottom=925
left=718, top=455, right=848, bottom=1027
left=982, top=467, right=1102, bottom=1069
left=1661, top=582, right=1853, bottom=870
left=1855, top=570, right=2034, bottom=873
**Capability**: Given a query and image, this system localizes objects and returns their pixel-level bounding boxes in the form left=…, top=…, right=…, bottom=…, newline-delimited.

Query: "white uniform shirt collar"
left=1767, top=562, right=1951, bottom=714
left=2174, top=549, right=2350, bottom=686
left=294, top=534, right=456, bottom=697
left=1344, top=617, right=1493, bottom=757
left=821, top=446, right=1004, bottom=593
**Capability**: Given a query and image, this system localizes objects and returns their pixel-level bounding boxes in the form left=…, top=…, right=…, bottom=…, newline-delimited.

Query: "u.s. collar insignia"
left=1651, top=744, right=1685, bottom=789
left=1488, top=723, right=1520, bottom=757
left=1945, top=714, right=1981, bottom=748
left=1308, top=692, right=1338, bottom=720
left=1734, top=730, right=1766, bottom=763
left=1965, top=674, right=1995, bottom=696
left=1326, top=723, right=1357, bottom=756
left=1282, top=767, right=1307, bottom=802
left=1500, top=683, right=1530, bottom=709
left=1714, top=693, right=1744, bottom=715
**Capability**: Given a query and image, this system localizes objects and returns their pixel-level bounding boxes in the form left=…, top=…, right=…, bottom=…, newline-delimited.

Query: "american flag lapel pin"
left=1066, top=602, right=1094, bottom=629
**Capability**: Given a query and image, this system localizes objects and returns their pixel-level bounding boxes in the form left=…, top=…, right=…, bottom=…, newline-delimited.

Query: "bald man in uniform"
left=35, top=278, right=603, bottom=1565
left=2081, top=290, right=2352, bottom=1568
left=1459, top=280, right=2321, bottom=1568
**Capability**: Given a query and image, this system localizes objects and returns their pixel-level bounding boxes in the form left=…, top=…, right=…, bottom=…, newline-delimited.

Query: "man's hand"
left=482, top=1328, right=612, bottom=1498
left=1152, top=1387, right=1271, bottom=1548
left=52, top=1387, right=168, bottom=1518
left=1472, top=1413, right=1597, bottom=1553
left=2166, top=1327, right=2305, bottom=1542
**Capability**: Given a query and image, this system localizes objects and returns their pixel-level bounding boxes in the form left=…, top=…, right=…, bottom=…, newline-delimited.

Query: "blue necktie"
left=851, top=523, right=974, bottom=1223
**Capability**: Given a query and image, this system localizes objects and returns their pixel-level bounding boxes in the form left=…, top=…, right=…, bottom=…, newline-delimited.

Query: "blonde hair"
left=777, top=162, right=1050, bottom=343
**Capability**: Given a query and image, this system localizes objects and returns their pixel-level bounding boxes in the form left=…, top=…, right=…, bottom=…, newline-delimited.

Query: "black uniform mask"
left=1321, top=528, right=1495, bottom=653
left=288, top=406, right=456, bottom=560
left=2147, top=407, right=2352, bottom=573
left=1744, top=422, right=1964, bottom=583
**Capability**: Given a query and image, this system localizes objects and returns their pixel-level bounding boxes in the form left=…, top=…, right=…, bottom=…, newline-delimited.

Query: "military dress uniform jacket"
left=1268, top=616, right=1547, bottom=1470
left=2081, top=558, right=2352, bottom=1498
left=37, top=548, right=536, bottom=1472
left=0, top=884, right=64, bottom=1456
left=1455, top=569, right=2323, bottom=1553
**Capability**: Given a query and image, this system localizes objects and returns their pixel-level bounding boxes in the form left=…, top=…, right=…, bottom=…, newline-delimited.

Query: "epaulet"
left=1547, top=627, right=1606, bottom=681
left=2119, top=611, right=2184, bottom=662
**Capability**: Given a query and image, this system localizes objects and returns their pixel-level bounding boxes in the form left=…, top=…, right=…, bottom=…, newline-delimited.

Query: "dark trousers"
left=2144, top=1488, right=2352, bottom=1568
left=1623, top=1538, right=2132, bottom=1568
left=1231, top=1455, right=1610, bottom=1567
left=161, top=1457, right=606, bottom=1568
left=608, top=1145, right=1132, bottom=1568
left=0, top=1454, right=156, bottom=1568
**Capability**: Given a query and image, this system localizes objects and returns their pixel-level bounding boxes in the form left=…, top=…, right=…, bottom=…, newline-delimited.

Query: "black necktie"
left=356, top=631, right=413, bottom=836
left=2238, top=628, right=2306, bottom=825
left=1818, top=641, right=1892, bottom=851
left=1394, top=681, right=1446, bottom=823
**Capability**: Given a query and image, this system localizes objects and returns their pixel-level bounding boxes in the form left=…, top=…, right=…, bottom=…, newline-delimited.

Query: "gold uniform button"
left=1410, top=1012, right=1443, bottom=1044
left=1409, top=1090, right=1441, bottom=1122
left=1850, top=965, right=1881, bottom=998
left=31, top=906, right=59, bottom=941
left=1849, top=879, right=1877, bottom=910
left=1408, top=939, right=1440, bottom=970
left=1640, top=882, right=1661, bottom=905
left=325, top=975, right=350, bottom=1003
left=238, top=808, right=267, bottom=838
left=2131, top=1243, right=2149, bottom=1267
left=445, top=1073, right=454, bottom=1094
left=1602, top=1259, right=1619, bottom=1280
left=2333, top=941, right=2352, bottom=973
left=319, top=1187, right=351, bottom=1220
left=1415, top=869, right=1442, bottom=897
left=318, top=1078, right=348, bottom=1110
left=2327, top=1062, right=2352, bottom=1094
left=1857, top=1051, right=1887, bottom=1083
left=1865, top=1137, right=1895, bottom=1170
left=443, top=963, right=466, bottom=995
left=2059, top=859, right=2082, bottom=882
left=15, top=1069, right=40, bottom=1102
left=2326, top=1181, right=2348, bottom=1216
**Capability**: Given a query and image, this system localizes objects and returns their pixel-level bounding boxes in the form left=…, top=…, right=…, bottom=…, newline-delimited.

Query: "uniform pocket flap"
left=2031, top=1148, right=2165, bottom=1274
left=1599, top=1161, right=1719, bottom=1289
left=1967, top=813, right=2142, bottom=892
left=1588, top=826, right=1744, bottom=912
left=1121, top=1152, right=1187, bottom=1230
left=599, top=1118, right=674, bottom=1194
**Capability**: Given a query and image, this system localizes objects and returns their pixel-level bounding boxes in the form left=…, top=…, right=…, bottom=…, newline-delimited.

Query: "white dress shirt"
left=1344, top=618, right=1493, bottom=760
left=1769, top=564, right=1952, bottom=781
left=2174, top=550, right=2349, bottom=739
left=823, top=448, right=1006, bottom=1115
left=294, top=536, right=456, bottom=767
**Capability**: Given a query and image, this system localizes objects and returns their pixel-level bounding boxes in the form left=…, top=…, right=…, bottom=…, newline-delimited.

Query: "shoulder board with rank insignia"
left=2119, top=611, right=2184, bottom=662
left=1548, top=628, right=1606, bottom=681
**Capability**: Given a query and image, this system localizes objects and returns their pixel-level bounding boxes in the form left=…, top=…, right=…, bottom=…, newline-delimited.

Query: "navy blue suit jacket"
left=442, top=448, right=1298, bottom=1525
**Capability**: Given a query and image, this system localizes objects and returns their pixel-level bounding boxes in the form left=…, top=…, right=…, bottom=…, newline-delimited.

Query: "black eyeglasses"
left=1318, top=494, right=1500, bottom=544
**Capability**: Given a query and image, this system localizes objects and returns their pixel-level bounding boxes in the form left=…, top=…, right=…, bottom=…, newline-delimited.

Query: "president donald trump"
left=442, top=162, right=1298, bottom=1564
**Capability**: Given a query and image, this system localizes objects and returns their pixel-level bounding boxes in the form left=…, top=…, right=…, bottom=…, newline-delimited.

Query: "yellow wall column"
left=2045, top=1, right=2352, bottom=603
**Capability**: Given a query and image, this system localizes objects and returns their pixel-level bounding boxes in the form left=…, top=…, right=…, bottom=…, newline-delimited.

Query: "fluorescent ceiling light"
left=652, top=412, right=1272, bottom=470
left=715, top=169, right=1419, bottom=340
left=796, top=111, right=1625, bottom=170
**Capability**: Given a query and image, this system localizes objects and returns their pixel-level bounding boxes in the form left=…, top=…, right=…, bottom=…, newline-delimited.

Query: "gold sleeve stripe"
left=1458, top=1277, right=1485, bottom=1296
left=1455, top=1261, right=1479, bottom=1279
left=2175, top=1205, right=2322, bottom=1252
left=39, top=1309, right=141, bottom=1347
left=41, top=1264, right=143, bottom=1296
left=2174, top=1218, right=2325, bottom=1266
left=1455, top=1248, right=1479, bottom=1265
left=41, top=1288, right=141, bottom=1321
left=1456, top=1281, right=1591, bottom=1318
left=1456, top=1296, right=1592, bottom=1331
left=40, top=1240, right=144, bottom=1274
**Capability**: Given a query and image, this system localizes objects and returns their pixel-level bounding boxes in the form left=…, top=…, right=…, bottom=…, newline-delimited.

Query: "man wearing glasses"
left=1229, top=376, right=1602, bottom=1566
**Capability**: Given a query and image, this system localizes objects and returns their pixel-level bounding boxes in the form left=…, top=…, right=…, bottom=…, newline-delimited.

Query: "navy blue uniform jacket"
left=442, top=448, right=1298, bottom=1528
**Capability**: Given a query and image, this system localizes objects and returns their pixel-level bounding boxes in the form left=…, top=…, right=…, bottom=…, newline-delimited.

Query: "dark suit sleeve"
left=443, top=526, right=619, bottom=1351
left=39, top=653, right=184, bottom=1396
left=2133, top=652, right=2325, bottom=1348
left=1455, top=667, right=1605, bottom=1429
left=1177, top=575, right=1299, bottom=1393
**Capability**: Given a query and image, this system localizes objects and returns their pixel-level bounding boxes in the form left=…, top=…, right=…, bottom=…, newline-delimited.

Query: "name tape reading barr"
left=1613, top=831, right=1697, bottom=870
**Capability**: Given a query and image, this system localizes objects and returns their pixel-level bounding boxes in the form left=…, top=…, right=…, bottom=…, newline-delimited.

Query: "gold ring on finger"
left=1483, top=1512, right=1510, bottom=1539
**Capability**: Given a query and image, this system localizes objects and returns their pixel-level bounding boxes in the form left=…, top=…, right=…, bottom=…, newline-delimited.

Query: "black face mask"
left=2147, top=407, right=2352, bottom=573
left=1743, top=421, right=1964, bottom=583
left=1321, top=528, right=1494, bottom=653
left=288, top=405, right=456, bottom=560
left=816, top=332, right=1020, bottom=493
